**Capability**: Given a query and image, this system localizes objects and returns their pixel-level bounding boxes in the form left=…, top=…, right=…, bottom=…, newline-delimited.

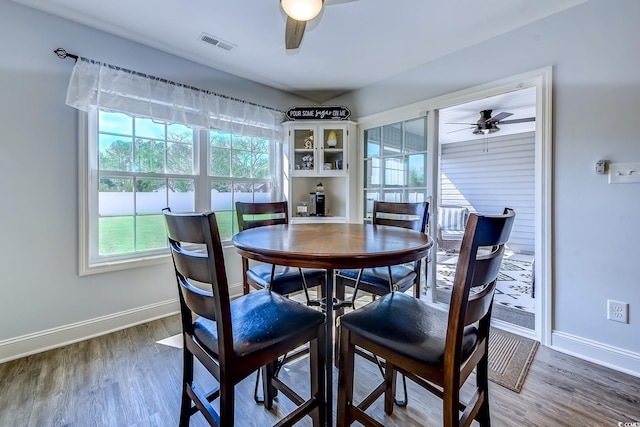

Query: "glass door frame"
left=356, top=67, right=553, bottom=346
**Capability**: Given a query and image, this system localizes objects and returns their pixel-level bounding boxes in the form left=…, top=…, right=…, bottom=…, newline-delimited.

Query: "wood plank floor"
left=1, top=314, right=639, bottom=426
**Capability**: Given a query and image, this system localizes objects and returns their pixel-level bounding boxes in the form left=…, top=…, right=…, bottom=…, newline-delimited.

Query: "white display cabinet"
left=283, top=120, right=356, bottom=223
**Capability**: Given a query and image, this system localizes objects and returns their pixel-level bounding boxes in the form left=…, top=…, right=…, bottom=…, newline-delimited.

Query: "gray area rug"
left=488, top=328, right=539, bottom=392
left=435, top=255, right=535, bottom=329
left=434, top=287, right=535, bottom=330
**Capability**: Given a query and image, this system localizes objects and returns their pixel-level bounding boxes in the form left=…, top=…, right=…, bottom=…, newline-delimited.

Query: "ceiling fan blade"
left=490, top=112, right=513, bottom=122
left=499, top=117, right=536, bottom=124
left=445, top=122, right=476, bottom=125
left=446, top=126, right=474, bottom=134
left=285, top=16, right=306, bottom=49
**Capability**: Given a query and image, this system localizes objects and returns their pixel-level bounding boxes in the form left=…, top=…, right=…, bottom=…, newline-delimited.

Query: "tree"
left=100, top=139, right=132, bottom=171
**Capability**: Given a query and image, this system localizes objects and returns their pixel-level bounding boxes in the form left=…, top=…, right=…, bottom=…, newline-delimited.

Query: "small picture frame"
left=296, top=202, right=308, bottom=216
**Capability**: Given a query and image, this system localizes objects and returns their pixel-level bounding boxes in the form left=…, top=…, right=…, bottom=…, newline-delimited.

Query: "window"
left=362, top=117, right=428, bottom=219
left=208, top=130, right=279, bottom=241
left=80, top=110, right=282, bottom=274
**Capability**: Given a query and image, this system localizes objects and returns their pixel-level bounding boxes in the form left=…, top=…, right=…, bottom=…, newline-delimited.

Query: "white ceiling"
left=13, top=0, right=586, bottom=103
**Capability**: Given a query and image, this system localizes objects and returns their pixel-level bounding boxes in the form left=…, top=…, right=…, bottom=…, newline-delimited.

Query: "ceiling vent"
left=200, top=33, right=237, bottom=51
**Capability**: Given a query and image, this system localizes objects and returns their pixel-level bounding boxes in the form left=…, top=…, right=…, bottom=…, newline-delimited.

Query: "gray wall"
left=0, top=0, right=308, bottom=345
left=331, top=0, right=640, bottom=362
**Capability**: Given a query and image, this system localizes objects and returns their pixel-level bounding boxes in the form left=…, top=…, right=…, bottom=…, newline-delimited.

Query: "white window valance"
left=66, top=59, right=284, bottom=139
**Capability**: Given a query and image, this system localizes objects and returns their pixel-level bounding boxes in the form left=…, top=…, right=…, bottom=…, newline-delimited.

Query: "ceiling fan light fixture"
left=281, top=0, right=323, bottom=21
left=473, top=125, right=500, bottom=136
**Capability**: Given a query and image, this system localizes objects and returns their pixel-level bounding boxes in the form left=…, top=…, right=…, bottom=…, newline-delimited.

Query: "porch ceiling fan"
left=281, top=0, right=358, bottom=49
left=447, top=109, right=536, bottom=135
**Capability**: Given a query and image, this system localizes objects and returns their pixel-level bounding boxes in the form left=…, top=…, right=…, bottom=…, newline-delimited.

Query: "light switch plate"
left=608, top=162, right=640, bottom=184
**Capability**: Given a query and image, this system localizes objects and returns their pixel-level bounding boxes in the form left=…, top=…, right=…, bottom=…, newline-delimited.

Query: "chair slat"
left=236, top=201, right=289, bottom=231
left=164, top=212, right=209, bottom=244
left=170, top=245, right=211, bottom=284
left=177, top=275, right=218, bottom=322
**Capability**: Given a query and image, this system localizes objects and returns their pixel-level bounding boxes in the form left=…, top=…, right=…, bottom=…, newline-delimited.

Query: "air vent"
left=200, top=33, right=237, bottom=51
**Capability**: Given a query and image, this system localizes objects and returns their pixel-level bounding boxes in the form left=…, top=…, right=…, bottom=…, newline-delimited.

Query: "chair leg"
left=310, top=329, right=326, bottom=427
left=335, top=277, right=346, bottom=317
left=262, top=362, right=278, bottom=410
left=337, top=327, right=355, bottom=427
left=475, top=353, right=491, bottom=427
left=219, top=379, right=235, bottom=427
left=241, top=258, right=250, bottom=295
left=383, top=361, right=396, bottom=415
left=253, top=369, right=264, bottom=404
left=179, top=347, right=194, bottom=427
left=297, top=268, right=311, bottom=303
left=394, top=373, right=408, bottom=408
left=443, top=386, right=461, bottom=427
left=334, top=277, right=346, bottom=368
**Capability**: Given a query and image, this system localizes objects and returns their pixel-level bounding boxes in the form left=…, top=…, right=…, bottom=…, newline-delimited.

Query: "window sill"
left=80, top=252, right=172, bottom=276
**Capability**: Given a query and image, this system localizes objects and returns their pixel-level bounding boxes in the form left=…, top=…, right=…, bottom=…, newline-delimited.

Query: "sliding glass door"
left=362, top=117, right=428, bottom=221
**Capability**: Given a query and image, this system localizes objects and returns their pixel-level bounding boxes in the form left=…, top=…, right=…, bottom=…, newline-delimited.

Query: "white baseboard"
left=0, top=299, right=180, bottom=364
left=0, top=280, right=246, bottom=365
left=551, top=331, right=640, bottom=378
left=229, top=282, right=243, bottom=299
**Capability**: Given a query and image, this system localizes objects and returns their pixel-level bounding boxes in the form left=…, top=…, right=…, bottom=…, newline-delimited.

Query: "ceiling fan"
left=447, top=109, right=536, bottom=135
left=281, top=0, right=357, bottom=49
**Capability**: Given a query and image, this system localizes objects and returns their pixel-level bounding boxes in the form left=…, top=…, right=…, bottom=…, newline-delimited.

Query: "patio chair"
left=437, top=205, right=470, bottom=253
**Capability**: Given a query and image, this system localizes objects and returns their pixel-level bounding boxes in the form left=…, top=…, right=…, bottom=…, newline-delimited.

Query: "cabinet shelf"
left=284, top=120, right=356, bottom=223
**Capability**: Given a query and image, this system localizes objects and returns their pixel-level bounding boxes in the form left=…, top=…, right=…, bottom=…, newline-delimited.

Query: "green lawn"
left=99, top=212, right=236, bottom=255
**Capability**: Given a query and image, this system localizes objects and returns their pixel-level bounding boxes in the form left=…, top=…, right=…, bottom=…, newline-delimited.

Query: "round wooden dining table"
left=232, top=222, right=433, bottom=426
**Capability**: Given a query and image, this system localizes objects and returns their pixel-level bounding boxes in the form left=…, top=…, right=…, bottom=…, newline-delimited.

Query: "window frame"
left=362, top=117, right=429, bottom=221
left=79, top=110, right=283, bottom=275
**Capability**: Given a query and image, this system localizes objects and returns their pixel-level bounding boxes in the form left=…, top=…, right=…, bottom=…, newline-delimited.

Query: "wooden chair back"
left=163, top=210, right=234, bottom=363
left=236, top=201, right=289, bottom=231
left=445, top=207, right=515, bottom=385
left=372, top=200, right=428, bottom=232
left=374, top=200, right=429, bottom=284
left=235, top=201, right=292, bottom=295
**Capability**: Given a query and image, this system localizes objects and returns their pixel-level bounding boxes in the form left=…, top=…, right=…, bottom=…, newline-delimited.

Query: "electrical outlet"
left=607, top=300, right=629, bottom=323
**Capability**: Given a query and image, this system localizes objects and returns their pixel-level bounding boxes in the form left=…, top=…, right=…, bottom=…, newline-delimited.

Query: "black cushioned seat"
left=246, top=264, right=325, bottom=297
left=338, top=292, right=477, bottom=365
left=336, top=265, right=417, bottom=295
left=194, top=289, right=325, bottom=358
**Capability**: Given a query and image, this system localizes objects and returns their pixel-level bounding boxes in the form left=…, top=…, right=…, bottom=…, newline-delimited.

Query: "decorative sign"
left=286, top=105, right=351, bottom=121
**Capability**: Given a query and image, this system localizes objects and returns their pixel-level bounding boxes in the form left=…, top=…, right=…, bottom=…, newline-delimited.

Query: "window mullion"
left=195, top=129, right=210, bottom=213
